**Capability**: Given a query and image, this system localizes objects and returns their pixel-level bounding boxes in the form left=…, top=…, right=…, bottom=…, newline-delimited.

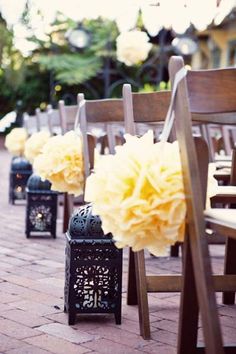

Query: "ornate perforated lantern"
left=64, top=204, right=123, bottom=325
left=9, top=156, right=32, bottom=204
left=26, top=174, right=58, bottom=238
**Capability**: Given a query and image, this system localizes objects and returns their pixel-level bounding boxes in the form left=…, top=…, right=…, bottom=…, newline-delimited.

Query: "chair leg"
left=63, top=193, right=74, bottom=233
left=134, top=250, right=150, bottom=339
left=63, top=193, right=69, bottom=233
left=170, top=242, right=180, bottom=257
left=115, top=309, right=121, bottom=325
left=189, top=229, right=224, bottom=354
left=223, top=237, right=236, bottom=305
left=127, top=248, right=138, bottom=305
left=177, top=235, right=199, bottom=354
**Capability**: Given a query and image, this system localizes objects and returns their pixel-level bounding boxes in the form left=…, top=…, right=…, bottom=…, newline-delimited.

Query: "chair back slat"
left=123, top=87, right=171, bottom=127
left=35, top=108, right=50, bottom=132
left=78, top=94, right=90, bottom=180
left=84, top=99, right=123, bottom=123
left=132, top=91, right=171, bottom=123
left=47, top=105, right=62, bottom=135
left=123, top=84, right=136, bottom=135
left=187, top=68, right=236, bottom=115
left=23, top=113, right=39, bottom=135
left=58, top=100, right=78, bottom=133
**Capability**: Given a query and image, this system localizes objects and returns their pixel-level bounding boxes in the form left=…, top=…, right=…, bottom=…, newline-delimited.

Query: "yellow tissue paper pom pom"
left=33, top=131, right=84, bottom=196
left=5, top=128, right=28, bottom=156
left=85, top=131, right=186, bottom=256
left=24, top=131, right=50, bottom=163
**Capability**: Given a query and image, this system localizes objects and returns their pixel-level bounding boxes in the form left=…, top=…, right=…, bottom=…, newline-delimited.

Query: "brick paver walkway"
left=0, top=148, right=236, bottom=354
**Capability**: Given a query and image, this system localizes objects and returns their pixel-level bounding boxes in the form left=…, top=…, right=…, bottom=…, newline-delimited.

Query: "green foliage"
left=39, top=54, right=102, bottom=85
left=37, top=18, right=118, bottom=87
left=139, top=81, right=170, bottom=93
left=16, top=62, right=50, bottom=113
left=0, top=11, right=170, bottom=116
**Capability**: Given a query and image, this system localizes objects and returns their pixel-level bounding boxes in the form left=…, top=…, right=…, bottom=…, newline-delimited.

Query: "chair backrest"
left=169, top=56, right=236, bottom=214
left=46, top=105, right=62, bottom=135
left=122, top=85, right=209, bottom=204
left=122, top=86, right=171, bottom=134
left=23, top=113, right=39, bottom=135
left=77, top=93, right=124, bottom=178
left=35, top=108, right=50, bottom=132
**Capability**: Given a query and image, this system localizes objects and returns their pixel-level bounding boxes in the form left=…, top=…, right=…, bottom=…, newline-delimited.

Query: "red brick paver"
left=0, top=148, right=236, bottom=353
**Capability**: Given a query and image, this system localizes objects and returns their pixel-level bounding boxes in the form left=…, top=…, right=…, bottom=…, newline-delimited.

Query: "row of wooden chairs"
left=22, top=55, right=236, bottom=353
left=72, top=56, right=236, bottom=353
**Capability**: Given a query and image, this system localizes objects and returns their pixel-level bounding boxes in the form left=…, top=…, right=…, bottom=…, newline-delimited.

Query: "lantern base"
left=25, top=231, right=56, bottom=239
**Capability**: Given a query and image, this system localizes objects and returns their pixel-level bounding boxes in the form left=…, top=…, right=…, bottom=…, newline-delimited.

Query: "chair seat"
left=205, top=208, right=236, bottom=230
left=213, top=186, right=236, bottom=196
left=214, top=160, right=231, bottom=169
left=215, top=155, right=232, bottom=162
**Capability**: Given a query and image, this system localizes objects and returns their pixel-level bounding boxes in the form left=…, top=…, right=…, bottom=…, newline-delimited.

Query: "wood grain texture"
left=187, top=68, right=236, bottom=114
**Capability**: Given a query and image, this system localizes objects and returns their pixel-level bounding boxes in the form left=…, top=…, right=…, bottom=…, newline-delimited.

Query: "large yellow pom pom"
left=85, top=131, right=186, bottom=256
left=5, top=128, right=28, bottom=156
left=33, top=131, right=84, bottom=196
left=24, top=131, right=50, bottom=163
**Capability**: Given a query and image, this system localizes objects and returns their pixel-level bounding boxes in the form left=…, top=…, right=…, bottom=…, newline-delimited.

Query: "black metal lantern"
left=26, top=174, right=58, bottom=238
left=9, top=156, right=32, bottom=204
left=64, top=204, right=122, bottom=325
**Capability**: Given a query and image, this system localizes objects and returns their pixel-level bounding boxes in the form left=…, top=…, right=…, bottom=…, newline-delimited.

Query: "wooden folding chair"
left=169, top=55, right=236, bottom=354
left=123, top=66, right=236, bottom=341
left=122, top=85, right=211, bottom=338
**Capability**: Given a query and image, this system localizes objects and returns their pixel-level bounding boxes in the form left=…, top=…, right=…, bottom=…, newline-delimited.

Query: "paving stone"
left=151, top=329, right=178, bottom=346
left=5, top=344, right=52, bottom=354
left=37, top=323, right=98, bottom=344
left=44, top=312, right=69, bottom=325
left=1, top=309, right=52, bottom=328
left=0, top=333, right=26, bottom=351
left=83, top=338, right=143, bottom=353
left=0, top=291, right=22, bottom=304
left=109, top=318, right=141, bottom=335
left=7, top=300, right=61, bottom=316
left=151, top=319, right=178, bottom=334
left=25, top=334, right=91, bottom=354
left=0, top=318, right=41, bottom=339
left=88, top=325, right=148, bottom=348
left=143, top=344, right=176, bottom=354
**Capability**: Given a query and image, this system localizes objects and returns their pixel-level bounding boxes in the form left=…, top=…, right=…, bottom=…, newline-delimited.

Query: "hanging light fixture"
left=65, top=24, right=90, bottom=50
left=172, top=36, right=198, bottom=56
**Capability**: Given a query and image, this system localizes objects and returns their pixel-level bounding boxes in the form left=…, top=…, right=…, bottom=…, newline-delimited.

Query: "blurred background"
left=0, top=0, right=235, bottom=117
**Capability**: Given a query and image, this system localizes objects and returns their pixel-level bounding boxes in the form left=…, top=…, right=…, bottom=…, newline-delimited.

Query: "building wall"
left=192, top=22, right=236, bottom=69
